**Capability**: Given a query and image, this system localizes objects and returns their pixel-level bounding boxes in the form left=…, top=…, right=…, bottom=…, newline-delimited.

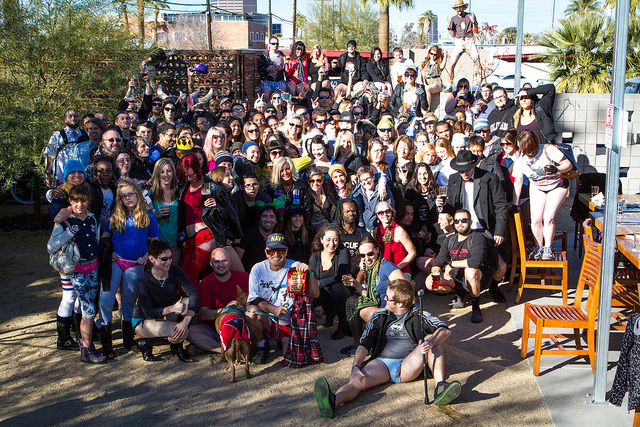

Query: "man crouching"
left=313, top=279, right=461, bottom=417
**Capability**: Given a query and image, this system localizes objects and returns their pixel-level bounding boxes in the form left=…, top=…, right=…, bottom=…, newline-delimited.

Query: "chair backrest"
left=575, top=235, right=602, bottom=322
left=513, top=212, right=528, bottom=258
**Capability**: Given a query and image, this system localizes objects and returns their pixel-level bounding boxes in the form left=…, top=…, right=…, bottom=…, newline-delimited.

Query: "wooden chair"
left=512, top=212, right=569, bottom=305
left=521, top=234, right=602, bottom=376
left=507, top=212, right=568, bottom=292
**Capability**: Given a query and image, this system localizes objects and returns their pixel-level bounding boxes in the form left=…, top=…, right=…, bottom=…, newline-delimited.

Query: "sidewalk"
left=511, top=200, right=636, bottom=426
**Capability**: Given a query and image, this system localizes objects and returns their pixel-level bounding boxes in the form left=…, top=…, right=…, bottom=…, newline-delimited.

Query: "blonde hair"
left=271, top=157, right=299, bottom=185
left=150, top=158, right=177, bottom=204
left=375, top=200, right=396, bottom=244
left=334, top=130, right=356, bottom=158
left=109, top=180, right=150, bottom=233
left=393, top=135, right=415, bottom=160
left=435, top=138, right=455, bottom=159
left=311, top=44, right=325, bottom=66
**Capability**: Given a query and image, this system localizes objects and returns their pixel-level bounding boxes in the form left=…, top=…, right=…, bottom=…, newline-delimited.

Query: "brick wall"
left=211, top=21, right=266, bottom=50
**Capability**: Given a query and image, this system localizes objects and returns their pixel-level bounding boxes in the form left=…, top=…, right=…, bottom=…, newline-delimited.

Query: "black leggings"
left=314, top=282, right=350, bottom=327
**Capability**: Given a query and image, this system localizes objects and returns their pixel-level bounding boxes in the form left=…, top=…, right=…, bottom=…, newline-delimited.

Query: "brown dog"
left=214, top=286, right=251, bottom=383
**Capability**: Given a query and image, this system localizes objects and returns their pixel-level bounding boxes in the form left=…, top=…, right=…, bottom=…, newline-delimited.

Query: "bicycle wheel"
left=10, top=171, right=38, bottom=205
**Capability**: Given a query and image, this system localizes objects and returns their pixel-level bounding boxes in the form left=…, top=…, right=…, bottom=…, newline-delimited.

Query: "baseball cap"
left=266, top=233, right=288, bottom=250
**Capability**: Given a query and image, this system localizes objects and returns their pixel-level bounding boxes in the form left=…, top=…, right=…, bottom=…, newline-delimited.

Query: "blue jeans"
left=97, top=263, right=143, bottom=328
left=70, top=269, right=99, bottom=319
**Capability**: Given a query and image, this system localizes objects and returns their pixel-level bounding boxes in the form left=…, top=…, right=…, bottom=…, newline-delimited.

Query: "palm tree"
left=604, top=0, right=640, bottom=13
left=417, top=10, right=434, bottom=46
left=361, top=0, right=414, bottom=52
left=537, top=13, right=613, bottom=92
left=564, top=0, right=603, bottom=15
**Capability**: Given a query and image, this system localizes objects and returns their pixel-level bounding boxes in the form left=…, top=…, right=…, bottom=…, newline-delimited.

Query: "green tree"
left=360, top=0, right=414, bottom=53
left=564, top=0, right=603, bottom=15
left=136, top=0, right=168, bottom=47
left=500, top=27, right=517, bottom=44
left=398, top=22, right=418, bottom=48
left=537, top=13, right=613, bottom=92
left=0, top=0, right=144, bottom=193
left=604, top=0, right=640, bottom=13
left=417, top=10, right=435, bottom=45
left=298, top=0, right=379, bottom=50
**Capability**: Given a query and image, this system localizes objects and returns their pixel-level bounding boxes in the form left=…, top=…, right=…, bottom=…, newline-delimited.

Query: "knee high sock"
left=57, top=275, right=75, bottom=317
left=185, top=247, right=211, bottom=286
left=345, top=296, right=361, bottom=349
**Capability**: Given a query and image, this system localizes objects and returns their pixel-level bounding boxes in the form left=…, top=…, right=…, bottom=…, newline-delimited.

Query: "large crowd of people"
left=42, top=7, right=573, bottom=415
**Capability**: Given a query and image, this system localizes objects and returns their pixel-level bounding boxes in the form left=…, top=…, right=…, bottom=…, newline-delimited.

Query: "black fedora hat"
left=450, top=150, right=480, bottom=172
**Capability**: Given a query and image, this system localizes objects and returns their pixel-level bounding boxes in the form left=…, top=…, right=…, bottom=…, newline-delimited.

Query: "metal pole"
left=268, top=0, right=272, bottom=39
left=514, top=0, right=525, bottom=94
left=551, top=0, right=556, bottom=29
left=588, top=0, right=629, bottom=405
left=206, top=0, right=212, bottom=50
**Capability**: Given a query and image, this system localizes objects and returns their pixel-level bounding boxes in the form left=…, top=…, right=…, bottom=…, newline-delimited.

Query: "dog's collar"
left=220, top=307, right=245, bottom=317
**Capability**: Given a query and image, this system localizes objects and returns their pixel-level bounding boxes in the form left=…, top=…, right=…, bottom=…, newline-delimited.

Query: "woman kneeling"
left=132, top=240, right=200, bottom=362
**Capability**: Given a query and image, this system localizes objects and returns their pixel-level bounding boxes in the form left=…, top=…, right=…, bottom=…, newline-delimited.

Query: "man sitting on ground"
left=313, top=279, right=461, bottom=418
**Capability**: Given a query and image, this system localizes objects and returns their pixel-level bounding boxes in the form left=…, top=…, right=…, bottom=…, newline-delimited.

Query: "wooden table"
left=579, top=193, right=640, bottom=212
left=592, top=212, right=640, bottom=269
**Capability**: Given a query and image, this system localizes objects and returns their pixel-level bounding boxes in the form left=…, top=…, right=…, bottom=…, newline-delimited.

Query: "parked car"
left=487, top=74, right=528, bottom=91
left=625, top=77, right=640, bottom=94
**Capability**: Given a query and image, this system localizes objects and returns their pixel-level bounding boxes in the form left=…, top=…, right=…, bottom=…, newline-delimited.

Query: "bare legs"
left=529, top=184, right=569, bottom=247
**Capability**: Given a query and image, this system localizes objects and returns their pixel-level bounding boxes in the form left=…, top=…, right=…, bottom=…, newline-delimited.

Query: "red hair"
left=177, top=154, right=202, bottom=182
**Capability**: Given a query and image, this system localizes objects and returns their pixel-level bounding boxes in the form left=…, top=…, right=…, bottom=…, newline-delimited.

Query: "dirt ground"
left=0, top=200, right=551, bottom=426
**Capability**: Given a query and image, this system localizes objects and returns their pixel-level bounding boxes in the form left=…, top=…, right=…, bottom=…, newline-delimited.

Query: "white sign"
left=605, top=103, right=614, bottom=149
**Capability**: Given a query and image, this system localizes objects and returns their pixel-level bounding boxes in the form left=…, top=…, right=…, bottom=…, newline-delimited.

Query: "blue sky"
left=167, top=0, right=578, bottom=40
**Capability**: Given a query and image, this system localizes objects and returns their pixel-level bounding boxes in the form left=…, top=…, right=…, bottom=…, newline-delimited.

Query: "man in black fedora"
left=436, top=150, right=508, bottom=308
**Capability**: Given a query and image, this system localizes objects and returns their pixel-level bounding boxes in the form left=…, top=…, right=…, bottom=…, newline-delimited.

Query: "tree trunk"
left=137, top=0, right=145, bottom=47
left=154, top=7, right=159, bottom=43
left=121, top=2, right=130, bottom=34
left=379, top=5, right=389, bottom=52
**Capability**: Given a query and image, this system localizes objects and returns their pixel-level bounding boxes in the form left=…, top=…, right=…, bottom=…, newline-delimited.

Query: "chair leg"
left=533, top=318, right=543, bottom=376
left=587, top=326, right=596, bottom=373
left=562, top=261, right=568, bottom=306
left=516, top=266, right=526, bottom=303
left=521, top=305, right=531, bottom=358
left=573, top=328, right=583, bottom=351
left=573, top=221, right=579, bottom=250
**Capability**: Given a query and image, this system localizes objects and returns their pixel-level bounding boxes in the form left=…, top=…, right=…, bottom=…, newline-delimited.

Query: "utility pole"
left=205, top=0, right=212, bottom=50
left=268, top=0, right=272, bottom=39
left=293, top=0, right=297, bottom=40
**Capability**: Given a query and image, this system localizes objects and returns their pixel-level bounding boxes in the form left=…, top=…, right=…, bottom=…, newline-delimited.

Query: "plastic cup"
left=397, top=75, right=403, bottom=83
left=201, top=188, right=211, bottom=206
left=591, top=186, right=599, bottom=198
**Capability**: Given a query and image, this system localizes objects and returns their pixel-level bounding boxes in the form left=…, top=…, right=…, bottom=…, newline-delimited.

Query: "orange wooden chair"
left=512, top=212, right=569, bottom=305
left=521, top=234, right=601, bottom=376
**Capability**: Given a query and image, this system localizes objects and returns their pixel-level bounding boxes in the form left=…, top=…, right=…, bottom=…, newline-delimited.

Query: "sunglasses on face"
left=248, top=129, right=259, bottom=133
left=270, top=149, right=283, bottom=156
left=270, top=42, right=279, bottom=45
left=164, top=107, right=176, bottom=112
left=158, top=255, right=173, bottom=261
left=266, top=249, right=286, bottom=256
left=315, top=119, right=328, bottom=124
left=289, top=123, right=302, bottom=128
left=353, top=111, right=363, bottom=116
left=271, top=96, right=282, bottom=100
left=500, top=142, right=513, bottom=147
left=318, top=95, right=331, bottom=99
left=359, top=251, right=376, bottom=259
left=379, top=128, right=392, bottom=132
left=384, top=295, right=395, bottom=302
left=152, top=102, right=162, bottom=106
left=405, top=73, right=417, bottom=78
left=377, top=209, right=393, bottom=216
left=310, top=178, right=323, bottom=184
left=453, top=218, right=471, bottom=224
left=104, top=137, right=123, bottom=143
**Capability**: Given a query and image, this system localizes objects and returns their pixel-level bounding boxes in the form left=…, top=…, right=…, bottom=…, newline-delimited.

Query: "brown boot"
left=122, top=321, right=137, bottom=352
left=99, top=324, right=115, bottom=359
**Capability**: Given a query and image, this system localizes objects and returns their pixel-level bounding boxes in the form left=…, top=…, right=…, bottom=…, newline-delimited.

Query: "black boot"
left=99, top=324, right=115, bottom=359
left=341, top=296, right=361, bottom=355
left=56, top=315, right=78, bottom=350
left=138, top=339, right=163, bottom=362
left=73, top=312, right=83, bottom=346
left=121, top=321, right=137, bottom=352
left=170, top=342, right=194, bottom=362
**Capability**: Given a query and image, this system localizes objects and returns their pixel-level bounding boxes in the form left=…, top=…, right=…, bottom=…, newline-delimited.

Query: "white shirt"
left=390, top=58, right=415, bottom=85
left=462, top=173, right=482, bottom=230
left=249, top=259, right=300, bottom=325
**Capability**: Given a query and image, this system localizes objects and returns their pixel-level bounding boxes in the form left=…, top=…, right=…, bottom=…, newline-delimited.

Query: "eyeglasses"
left=500, top=142, right=513, bottom=147
left=265, top=110, right=277, bottom=115
left=270, top=149, right=283, bottom=156
left=494, top=95, right=506, bottom=100
left=270, top=42, right=279, bottom=45
left=271, top=96, right=282, bottom=100
left=289, top=123, right=302, bottom=128
left=233, top=108, right=244, bottom=112
left=310, top=178, right=323, bottom=184
left=104, top=137, right=123, bottom=143
left=211, top=134, right=223, bottom=139
left=244, top=182, right=259, bottom=188
left=96, top=169, right=112, bottom=174
left=360, top=176, right=373, bottom=184
left=404, top=73, right=417, bottom=78
left=429, top=52, right=437, bottom=56
left=116, top=158, right=131, bottom=164
left=453, top=218, right=471, bottom=224
left=248, top=129, right=259, bottom=133
left=314, top=119, right=328, bottom=124
left=384, top=295, right=395, bottom=302
left=164, top=107, right=176, bottom=112
left=359, top=251, right=376, bottom=259
left=121, top=192, right=137, bottom=200
left=379, top=128, right=393, bottom=132
left=152, top=102, right=162, bottom=106
left=158, top=255, right=173, bottom=262
left=318, top=95, right=331, bottom=99
left=376, top=209, right=393, bottom=216
left=475, top=129, right=489, bottom=134
left=353, top=111, right=364, bottom=116
left=266, top=249, right=286, bottom=256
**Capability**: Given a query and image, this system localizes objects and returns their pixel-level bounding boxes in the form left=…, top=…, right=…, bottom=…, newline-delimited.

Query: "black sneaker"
left=470, top=308, right=483, bottom=323
left=433, top=381, right=461, bottom=406
left=313, top=376, right=336, bottom=418
left=252, top=342, right=271, bottom=364
left=340, top=345, right=357, bottom=356
left=489, top=283, right=506, bottom=303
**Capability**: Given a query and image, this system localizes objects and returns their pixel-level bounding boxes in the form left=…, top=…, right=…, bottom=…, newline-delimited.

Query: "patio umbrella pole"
left=586, top=0, right=629, bottom=406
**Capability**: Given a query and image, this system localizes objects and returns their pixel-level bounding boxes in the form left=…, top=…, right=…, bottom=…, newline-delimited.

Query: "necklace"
left=153, top=270, right=168, bottom=287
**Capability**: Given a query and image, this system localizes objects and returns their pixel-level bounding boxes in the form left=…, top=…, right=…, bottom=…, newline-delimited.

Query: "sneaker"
left=470, top=308, right=483, bottom=323
left=540, top=246, right=554, bottom=261
left=488, top=283, right=506, bottom=303
left=529, top=246, right=541, bottom=260
left=451, top=292, right=467, bottom=309
left=313, top=376, right=336, bottom=418
left=433, top=381, right=462, bottom=406
left=80, top=347, right=108, bottom=364
left=252, top=342, right=271, bottom=364
left=340, top=345, right=357, bottom=356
